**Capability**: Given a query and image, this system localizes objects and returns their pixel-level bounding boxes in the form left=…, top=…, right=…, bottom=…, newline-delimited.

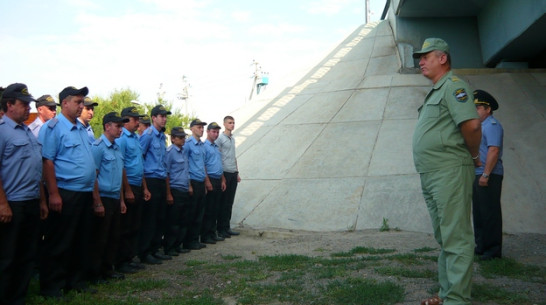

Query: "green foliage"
left=89, top=88, right=193, bottom=138
left=380, top=217, right=390, bottom=232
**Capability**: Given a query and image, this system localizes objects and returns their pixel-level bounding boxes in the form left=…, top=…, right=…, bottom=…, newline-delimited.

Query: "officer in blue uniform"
left=38, top=86, right=101, bottom=298
left=183, top=119, right=208, bottom=250
left=472, top=90, right=504, bottom=260
left=201, top=122, right=226, bottom=244
left=90, top=112, right=129, bottom=283
left=0, top=83, right=47, bottom=305
left=116, top=106, right=151, bottom=273
left=164, top=127, right=193, bottom=256
left=138, top=105, right=172, bottom=264
left=78, top=97, right=98, bottom=144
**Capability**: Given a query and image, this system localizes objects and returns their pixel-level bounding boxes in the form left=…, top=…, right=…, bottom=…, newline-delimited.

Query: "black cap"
left=190, top=119, right=207, bottom=127
left=36, top=95, right=57, bottom=107
left=151, top=105, right=172, bottom=116
left=140, top=115, right=151, bottom=125
left=170, top=126, right=187, bottom=137
left=84, top=96, right=98, bottom=107
left=2, top=83, right=36, bottom=103
left=103, top=112, right=129, bottom=125
left=121, top=106, right=145, bottom=118
left=207, top=122, right=221, bottom=130
left=59, top=86, right=89, bottom=102
left=473, top=89, right=498, bottom=111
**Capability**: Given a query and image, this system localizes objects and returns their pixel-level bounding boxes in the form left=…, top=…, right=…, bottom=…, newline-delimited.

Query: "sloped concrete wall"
left=229, top=21, right=546, bottom=234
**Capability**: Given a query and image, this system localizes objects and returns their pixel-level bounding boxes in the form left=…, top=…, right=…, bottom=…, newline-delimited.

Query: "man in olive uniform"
left=412, top=38, right=482, bottom=305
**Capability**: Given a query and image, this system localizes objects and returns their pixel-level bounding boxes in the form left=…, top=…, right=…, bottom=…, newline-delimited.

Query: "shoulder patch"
left=453, top=88, right=469, bottom=103
left=47, top=117, right=59, bottom=128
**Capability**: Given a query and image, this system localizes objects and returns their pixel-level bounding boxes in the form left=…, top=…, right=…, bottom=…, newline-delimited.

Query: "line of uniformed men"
left=0, top=83, right=241, bottom=304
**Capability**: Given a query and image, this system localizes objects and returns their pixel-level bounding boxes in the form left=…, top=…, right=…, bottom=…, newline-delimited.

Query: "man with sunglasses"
left=29, top=94, right=57, bottom=138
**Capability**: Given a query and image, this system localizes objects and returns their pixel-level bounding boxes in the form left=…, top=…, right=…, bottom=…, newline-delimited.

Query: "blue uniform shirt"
left=0, top=116, right=42, bottom=201
left=165, top=144, right=190, bottom=191
left=84, top=122, right=95, bottom=144
left=184, top=136, right=206, bottom=182
left=92, top=135, right=124, bottom=199
left=139, top=125, right=167, bottom=179
left=116, top=127, right=144, bottom=186
left=39, top=113, right=96, bottom=192
left=476, top=115, right=504, bottom=176
left=204, top=139, right=223, bottom=179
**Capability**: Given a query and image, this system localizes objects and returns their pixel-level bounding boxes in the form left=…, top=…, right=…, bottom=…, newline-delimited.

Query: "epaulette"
left=167, top=145, right=174, bottom=152
left=451, top=75, right=461, bottom=82
left=146, top=128, right=153, bottom=135
left=490, top=118, right=497, bottom=125
left=47, top=117, right=59, bottom=128
left=93, top=137, right=103, bottom=146
left=0, top=118, right=4, bottom=125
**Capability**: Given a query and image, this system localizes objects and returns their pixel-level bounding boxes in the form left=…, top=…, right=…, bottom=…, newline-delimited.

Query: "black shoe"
left=175, top=247, right=191, bottom=253
left=141, top=254, right=162, bottom=265
left=184, top=242, right=204, bottom=250
left=212, top=235, right=225, bottom=241
left=153, top=252, right=172, bottom=260
left=165, top=249, right=179, bottom=256
left=227, top=229, right=240, bottom=236
left=104, top=271, right=125, bottom=280
left=198, top=243, right=207, bottom=249
left=201, top=238, right=216, bottom=244
left=128, top=261, right=146, bottom=270
left=218, top=231, right=231, bottom=238
left=117, top=263, right=138, bottom=274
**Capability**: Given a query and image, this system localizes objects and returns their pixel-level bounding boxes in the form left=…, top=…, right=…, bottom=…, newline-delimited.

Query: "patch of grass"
left=312, top=266, right=349, bottom=279
left=185, top=260, right=207, bottom=266
left=103, top=278, right=170, bottom=293
left=374, top=266, right=436, bottom=278
left=472, top=283, right=530, bottom=304
left=351, top=246, right=396, bottom=255
left=380, top=217, right=390, bottom=232
left=258, top=254, right=313, bottom=271
left=330, top=246, right=395, bottom=257
left=322, top=278, right=404, bottom=305
left=478, top=257, right=546, bottom=283
left=221, top=254, right=241, bottom=260
left=386, top=253, right=437, bottom=265
left=234, top=281, right=309, bottom=305
left=413, top=247, right=436, bottom=253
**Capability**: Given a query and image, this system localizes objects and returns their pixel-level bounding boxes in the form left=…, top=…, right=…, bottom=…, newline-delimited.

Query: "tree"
left=90, top=88, right=193, bottom=138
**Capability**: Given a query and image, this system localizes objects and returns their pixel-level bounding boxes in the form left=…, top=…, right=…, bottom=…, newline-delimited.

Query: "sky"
left=1, top=0, right=386, bottom=123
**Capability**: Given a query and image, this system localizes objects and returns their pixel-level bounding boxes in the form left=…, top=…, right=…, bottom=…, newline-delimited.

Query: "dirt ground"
left=152, top=228, right=546, bottom=304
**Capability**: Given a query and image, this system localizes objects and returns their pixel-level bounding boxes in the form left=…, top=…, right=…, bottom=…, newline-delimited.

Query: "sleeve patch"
left=454, top=88, right=469, bottom=103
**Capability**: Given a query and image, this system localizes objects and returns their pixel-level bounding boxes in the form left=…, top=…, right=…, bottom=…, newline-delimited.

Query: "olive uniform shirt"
left=412, top=71, right=479, bottom=173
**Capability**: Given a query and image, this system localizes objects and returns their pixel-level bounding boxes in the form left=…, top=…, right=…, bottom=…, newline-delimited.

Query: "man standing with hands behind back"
left=412, top=38, right=482, bottom=305
left=472, top=89, right=504, bottom=261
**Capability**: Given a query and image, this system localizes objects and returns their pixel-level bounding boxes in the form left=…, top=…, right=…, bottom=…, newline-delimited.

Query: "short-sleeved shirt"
left=78, top=119, right=96, bottom=144
left=92, top=134, right=124, bottom=199
left=116, top=127, right=145, bottom=186
left=183, top=136, right=206, bottom=182
left=139, top=125, right=167, bottom=179
left=39, top=113, right=96, bottom=192
left=216, top=132, right=237, bottom=173
left=412, top=71, right=479, bottom=173
left=0, top=116, right=42, bottom=201
left=165, top=144, right=190, bottom=191
left=28, top=117, right=44, bottom=138
left=204, top=139, right=223, bottom=179
left=476, top=115, right=504, bottom=176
